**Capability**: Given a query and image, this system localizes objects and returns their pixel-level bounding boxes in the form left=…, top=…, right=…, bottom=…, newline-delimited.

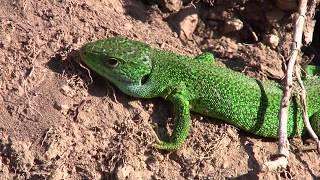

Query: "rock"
left=53, top=100, right=70, bottom=115
left=158, top=0, right=182, bottom=12
left=166, top=7, right=199, bottom=40
left=179, top=12, right=198, bottom=39
left=263, top=34, right=280, bottom=49
left=223, top=18, right=243, bottom=33
left=60, top=85, right=75, bottom=97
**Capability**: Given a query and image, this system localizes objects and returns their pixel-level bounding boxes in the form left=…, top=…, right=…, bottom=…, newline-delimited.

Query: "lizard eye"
left=105, top=58, right=119, bottom=68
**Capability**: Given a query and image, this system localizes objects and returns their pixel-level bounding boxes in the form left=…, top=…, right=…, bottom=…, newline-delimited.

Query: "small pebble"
left=223, top=18, right=243, bottom=33
left=263, top=34, right=279, bottom=49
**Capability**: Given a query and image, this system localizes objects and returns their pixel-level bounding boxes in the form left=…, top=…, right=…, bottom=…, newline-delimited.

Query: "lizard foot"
left=153, top=141, right=182, bottom=151
left=146, top=123, right=183, bottom=151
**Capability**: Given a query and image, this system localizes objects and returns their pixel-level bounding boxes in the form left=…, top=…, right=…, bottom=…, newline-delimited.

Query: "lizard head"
left=80, top=37, right=153, bottom=96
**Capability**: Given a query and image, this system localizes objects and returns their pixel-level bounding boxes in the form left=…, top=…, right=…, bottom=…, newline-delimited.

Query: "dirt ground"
left=1, top=0, right=320, bottom=179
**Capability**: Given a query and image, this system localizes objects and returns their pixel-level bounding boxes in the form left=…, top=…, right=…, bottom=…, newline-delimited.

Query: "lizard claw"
left=146, top=122, right=162, bottom=144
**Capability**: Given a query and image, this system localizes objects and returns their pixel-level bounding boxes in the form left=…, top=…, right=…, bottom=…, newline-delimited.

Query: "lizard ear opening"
left=141, top=74, right=150, bottom=85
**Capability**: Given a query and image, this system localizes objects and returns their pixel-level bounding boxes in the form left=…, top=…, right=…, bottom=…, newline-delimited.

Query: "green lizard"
left=80, top=37, right=320, bottom=150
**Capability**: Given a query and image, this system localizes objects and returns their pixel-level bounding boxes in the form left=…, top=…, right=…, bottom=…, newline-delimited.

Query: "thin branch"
left=295, top=66, right=320, bottom=152
left=262, top=0, right=308, bottom=171
left=279, top=0, right=308, bottom=158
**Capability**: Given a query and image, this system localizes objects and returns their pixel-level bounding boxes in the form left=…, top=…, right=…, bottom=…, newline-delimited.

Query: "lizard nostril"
left=82, top=51, right=87, bottom=57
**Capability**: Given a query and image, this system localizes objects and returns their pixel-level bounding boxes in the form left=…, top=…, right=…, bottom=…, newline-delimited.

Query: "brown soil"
left=0, top=0, right=319, bottom=179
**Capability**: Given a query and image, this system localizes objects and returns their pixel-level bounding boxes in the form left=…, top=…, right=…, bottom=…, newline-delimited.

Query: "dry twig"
left=295, top=66, right=320, bottom=152
left=262, top=0, right=309, bottom=171
left=278, top=0, right=308, bottom=158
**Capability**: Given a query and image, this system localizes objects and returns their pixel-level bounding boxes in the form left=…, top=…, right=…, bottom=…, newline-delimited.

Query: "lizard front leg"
left=153, top=84, right=191, bottom=151
left=194, top=52, right=215, bottom=64
left=303, top=65, right=320, bottom=78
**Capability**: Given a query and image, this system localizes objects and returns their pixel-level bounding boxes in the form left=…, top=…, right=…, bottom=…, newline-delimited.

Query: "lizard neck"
left=117, top=82, right=157, bottom=98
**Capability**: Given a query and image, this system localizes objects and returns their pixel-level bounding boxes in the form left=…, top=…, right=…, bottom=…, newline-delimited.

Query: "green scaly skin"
left=80, top=37, right=320, bottom=151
